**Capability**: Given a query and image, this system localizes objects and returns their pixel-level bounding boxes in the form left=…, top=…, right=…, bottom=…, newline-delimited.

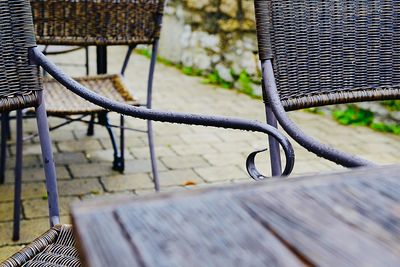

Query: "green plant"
left=371, top=122, right=400, bottom=135
left=137, top=48, right=151, bottom=58
left=158, top=57, right=175, bottom=66
left=304, top=107, right=324, bottom=115
left=382, top=100, right=400, bottom=111
left=202, top=71, right=218, bottom=84
left=332, top=105, right=374, bottom=126
left=331, top=104, right=400, bottom=136
left=238, top=71, right=253, bottom=95
left=202, top=70, right=233, bottom=89
left=182, top=66, right=203, bottom=76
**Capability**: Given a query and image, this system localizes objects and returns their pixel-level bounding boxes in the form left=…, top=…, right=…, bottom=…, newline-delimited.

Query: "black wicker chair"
left=254, top=0, right=400, bottom=175
left=1, top=0, right=294, bottom=265
left=0, top=0, right=61, bottom=244
left=28, top=0, right=166, bottom=189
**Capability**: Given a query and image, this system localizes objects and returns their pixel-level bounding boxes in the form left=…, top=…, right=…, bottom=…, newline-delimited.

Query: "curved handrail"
left=30, top=47, right=296, bottom=177
left=262, top=60, right=374, bottom=168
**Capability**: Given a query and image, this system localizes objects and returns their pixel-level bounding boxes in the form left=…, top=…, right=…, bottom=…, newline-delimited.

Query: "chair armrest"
left=30, top=47, right=295, bottom=178
left=262, top=60, right=375, bottom=168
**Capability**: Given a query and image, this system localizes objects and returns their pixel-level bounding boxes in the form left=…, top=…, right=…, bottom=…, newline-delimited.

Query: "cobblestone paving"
left=1, top=47, right=399, bottom=260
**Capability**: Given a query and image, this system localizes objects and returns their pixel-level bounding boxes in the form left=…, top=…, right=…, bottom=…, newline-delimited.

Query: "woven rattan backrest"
left=255, top=0, right=400, bottom=111
left=0, top=0, right=41, bottom=112
left=30, top=0, right=165, bottom=46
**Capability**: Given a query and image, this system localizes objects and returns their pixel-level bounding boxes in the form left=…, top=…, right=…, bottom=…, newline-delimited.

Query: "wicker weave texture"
left=255, top=0, right=400, bottom=110
left=30, top=0, right=165, bottom=45
left=43, top=74, right=139, bottom=115
left=0, top=0, right=41, bottom=112
left=0, top=225, right=81, bottom=267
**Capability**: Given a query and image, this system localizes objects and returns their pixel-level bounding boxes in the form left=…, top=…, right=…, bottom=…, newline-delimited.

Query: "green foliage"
left=182, top=67, right=194, bottom=75
left=371, top=122, right=400, bottom=135
left=202, top=71, right=219, bottom=84
left=137, top=48, right=175, bottom=66
left=331, top=104, right=400, bottom=135
left=182, top=66, right=203, bottom=76
left=238, top=71, right=253, bottom=95
left=304, top=108, right=324, bottom=115
left=137, top=48, right=151, bottom=58
left=202, top=70, right=233, bottom=89
left=158, top=57, right=174, bottom=66
left=332, top=105, right=374, bottom=126
left=382, top=100, right=400, bottom=111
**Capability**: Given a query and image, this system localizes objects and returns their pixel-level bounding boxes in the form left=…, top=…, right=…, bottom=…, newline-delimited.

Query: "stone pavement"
left=1, top=47, right=399, bottom=260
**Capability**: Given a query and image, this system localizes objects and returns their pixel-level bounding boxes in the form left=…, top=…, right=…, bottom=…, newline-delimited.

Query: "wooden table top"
left=71, top=165, right=400, bottom=267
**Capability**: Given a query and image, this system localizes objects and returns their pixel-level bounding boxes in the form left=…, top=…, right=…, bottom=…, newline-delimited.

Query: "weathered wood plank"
left=114, top=194, right=305, bottom=267
left=238, top=185, right=400, bottom=267
left=72, top=211, right=142, bottom=267
left=71, top=165, right=400, bottom=267
left=297, top=176, right=400, bottom=253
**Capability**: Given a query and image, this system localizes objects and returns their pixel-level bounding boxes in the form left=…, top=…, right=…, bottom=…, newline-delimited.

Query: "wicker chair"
left=1, top=0, right=294, bottom=265
left=1, top=225, right=80, bottom=267
left=0, top=45, right=88, bottom=185
left=0, top=0, right=61, bottom=243
left=253, top=0, right=400, bottom=175
left=28, top=0, right=166, bottom=189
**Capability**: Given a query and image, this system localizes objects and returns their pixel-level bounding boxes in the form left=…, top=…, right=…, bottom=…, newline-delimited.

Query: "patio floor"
left=1, top=46, right=399, bottom=260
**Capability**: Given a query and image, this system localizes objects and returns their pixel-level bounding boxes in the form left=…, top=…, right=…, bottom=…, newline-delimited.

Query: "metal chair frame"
left=29, top=1, right=163, bottom=188
left=253, top=0, right=400, bottom=175
left=32, top=46, right=295, bottom=178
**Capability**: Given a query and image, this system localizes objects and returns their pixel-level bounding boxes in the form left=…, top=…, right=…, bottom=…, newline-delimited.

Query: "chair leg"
left=266, top=106, right=282, bottom=176
left=263, top=85, right=282, bottom=176
left=6, top=114, right=11, bottom=140
left=145, top=41, right=160, bottom=191
left=87, top=114, right=95, bottom=136
left=99, top=112, right=124, bottom=172
left=119, top=115, right=125, bottom=172
left=0, top=112, right=9, bottom=184
left=12, top=110, right=23, bottom=241
left=85, top=46, right=90, bottom=76
left=147, top=120, right=159, bottom=191
left=35, top=93, right=60, bottom=227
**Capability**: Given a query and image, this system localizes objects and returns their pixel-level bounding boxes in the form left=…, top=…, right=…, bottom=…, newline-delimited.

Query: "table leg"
left=96, top=45, right=107, bottom=74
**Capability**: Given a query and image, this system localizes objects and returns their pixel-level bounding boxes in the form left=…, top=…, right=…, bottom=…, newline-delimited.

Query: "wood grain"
left=301, top=177, right=400, bottom=251
left=71, top=165, right=400, bottom=267
left=114, top=194, right=303, bottom=267
left=238, top=170, right=400, bottom=267
left=72, top=211, right=142, bottom=267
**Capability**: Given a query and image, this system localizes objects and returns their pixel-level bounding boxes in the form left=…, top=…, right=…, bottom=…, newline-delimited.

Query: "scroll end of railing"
left=246, top=148, right=269, bottom=181
left=246, top=147, right=295, bottom=180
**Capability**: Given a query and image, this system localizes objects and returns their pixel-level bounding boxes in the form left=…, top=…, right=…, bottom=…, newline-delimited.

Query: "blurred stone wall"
left=158, top=0, right=260, bottom=82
